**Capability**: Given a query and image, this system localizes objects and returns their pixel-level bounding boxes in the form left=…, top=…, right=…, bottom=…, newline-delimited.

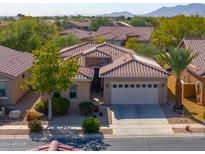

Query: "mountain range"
left=102, top=3, right=205, bottom=17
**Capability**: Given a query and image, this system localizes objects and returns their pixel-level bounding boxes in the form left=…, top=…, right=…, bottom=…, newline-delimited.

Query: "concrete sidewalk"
left=0, top=123, right=204, bottom=138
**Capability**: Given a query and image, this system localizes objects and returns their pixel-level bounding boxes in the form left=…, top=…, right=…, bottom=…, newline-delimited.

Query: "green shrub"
left=203, top=112, right=205, bottom=119
left=79, top=101, right=96, bottom=115
left=34, top=100, right=47, bottom=113
left=28, top=119, right=42, bottom=132
left=52, top=97, right=70, bottom=115
left=81, top=117, right=100, bottom=133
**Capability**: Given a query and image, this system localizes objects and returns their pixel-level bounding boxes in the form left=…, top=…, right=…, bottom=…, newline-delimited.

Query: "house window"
left=119, top=84, right=123, bottom=88
left=124, top=84, right=129, bottom=88
left=153, top=84, right=158, bottom=88
left=136, top=84, right=141, bottom=88
left=142, top=84, right=146, bottom=88
left=0, top=82, right=6, bottom=97
left=70, top=84, right=77, bottom=99
left=113, top=84, right=117, bottom=88
left=130, top=84, right=135, bottom=88
left=148, top=84, right=152, bottom=88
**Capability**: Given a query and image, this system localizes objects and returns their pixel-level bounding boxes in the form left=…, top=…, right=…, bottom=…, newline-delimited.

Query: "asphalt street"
left=0, top=137, right=205, bottom=151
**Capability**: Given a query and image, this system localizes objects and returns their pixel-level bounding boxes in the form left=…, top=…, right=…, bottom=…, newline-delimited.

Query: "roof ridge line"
left=60, top=42, right=93, bottom=53
left=131, top=56, right=168, bottom=74
left=102, top=42, right=135, bottom=54
left=100, top=54, right=132, bottom=75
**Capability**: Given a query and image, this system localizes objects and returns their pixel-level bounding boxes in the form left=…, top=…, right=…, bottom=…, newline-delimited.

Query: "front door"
left=92, top=68, right=101, bottom=92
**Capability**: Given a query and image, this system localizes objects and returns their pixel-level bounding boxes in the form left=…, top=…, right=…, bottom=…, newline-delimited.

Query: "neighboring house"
left=0, top=46, right=33, bottom=105
left=112, top=21, right=132, bottom=27
left=94, top=26, right=153, bottom=46
left=59, top=28, right=94, bottom=42
left=60, top=42, right=168, bottom=105
left=63, top=20, right=90, bottom=30
left=180, top=39, right=205, bottom=105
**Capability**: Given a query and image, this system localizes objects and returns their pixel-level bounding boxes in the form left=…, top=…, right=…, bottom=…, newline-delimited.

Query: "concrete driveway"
left=110, top=104, right=174, bottom=136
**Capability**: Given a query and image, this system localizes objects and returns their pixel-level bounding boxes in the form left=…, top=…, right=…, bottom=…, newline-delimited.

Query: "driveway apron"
left=111, top=104, right=174, bottom=136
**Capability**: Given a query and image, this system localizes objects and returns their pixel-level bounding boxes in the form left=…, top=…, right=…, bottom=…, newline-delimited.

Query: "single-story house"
left=94, top=26, right=153, bottom=46
left=180, top=39, right=205, bottom=105
left=63, top=20, right=90, bottom=31
left=59, top=28, right=94, bottom=42
left=60, top=42, right=168, bottom=105
left=0, top=46, right=33, bottom=105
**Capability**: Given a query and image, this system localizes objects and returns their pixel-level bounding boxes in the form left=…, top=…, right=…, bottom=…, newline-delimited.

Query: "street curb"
left=0, top=133, right=204, bottom=139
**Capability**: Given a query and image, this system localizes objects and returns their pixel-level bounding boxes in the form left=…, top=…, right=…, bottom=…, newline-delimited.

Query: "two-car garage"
left=100, top=53, right=168, bottom=105
left=111, top=82, right=160, bottom=104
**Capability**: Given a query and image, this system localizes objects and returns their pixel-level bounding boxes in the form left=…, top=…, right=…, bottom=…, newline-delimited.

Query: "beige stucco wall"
left=102, top=77, right=168, bottom=104
left=0, top=71, right=30, bottom=105
left=60, top=80, right=91, bottom=107
left=182, top=69, right=205, bottom=105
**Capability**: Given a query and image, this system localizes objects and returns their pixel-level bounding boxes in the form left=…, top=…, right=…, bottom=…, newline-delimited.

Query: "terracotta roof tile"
left=99, top=54, right=168, bottom=78
left=67, top=20, right=90, bottom=27
left=60, top=42, right=134, bottom=61
left=60, top=42, right=98, bottom=58
left=182, top=39, right=205, bottom=76
left=59, top=28, right=93, bottom=39
left=60, top=42, right=168, bottom=79
left=0, top=45, right=33, bottom=78
left=95, top=26, right=153, bottom=42
left=82, top=48, right=111, bottom=58
left=31, top=140, right=81, bottom=151
left=73, top=66, right=94, bottom=81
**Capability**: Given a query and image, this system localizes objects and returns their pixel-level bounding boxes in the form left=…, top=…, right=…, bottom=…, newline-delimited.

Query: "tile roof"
left=82, top=48, right=111, bottom=58
left=99, top=54, right=168, bottom=78
left=0, top=45, right=33, bottom=78
left=60, top=42, right=135, bottom=61
left=73, top=66, right=94, bottom=81
left=67, top=20, right=90, bottom=27
left=95, top=26, right=153, bottom=42
left=61, top=42, right=98, bottom=58
left=31, top=140, right=80, bottom=151
left=59, top=28, right=93, bottom=40
left=182, top=39, right=205, bottom=77
left=61, top=42, right=168, bottom=79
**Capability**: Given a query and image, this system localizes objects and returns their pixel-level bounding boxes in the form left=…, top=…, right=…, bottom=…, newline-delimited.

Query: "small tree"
left=163, top=47, right=197, bottom=110
left=0, top=17, right=59, bottom=53
left=53, top=34, right=80, bottom=49
left=90, top=17, right=112, bottom=31
left=23, top=41, right=78, bottom=120
left=125, top=37, right=138, bottom=49
left=95, top=37, right=106, bottom=43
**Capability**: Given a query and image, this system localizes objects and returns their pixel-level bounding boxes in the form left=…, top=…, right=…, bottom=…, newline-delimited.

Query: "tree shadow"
left=167, top=88, right=175, bottom=102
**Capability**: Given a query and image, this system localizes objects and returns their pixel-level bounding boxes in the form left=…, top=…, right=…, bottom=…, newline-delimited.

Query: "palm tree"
left=163, top=47, right=197, bottom=110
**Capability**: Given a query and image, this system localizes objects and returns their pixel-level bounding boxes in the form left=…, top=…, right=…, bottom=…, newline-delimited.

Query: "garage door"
left=111, top=82, right=159, bottom=104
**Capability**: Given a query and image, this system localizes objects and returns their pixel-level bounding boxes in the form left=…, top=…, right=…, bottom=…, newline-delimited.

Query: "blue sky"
left=0, top=3, right=188, bottom=16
